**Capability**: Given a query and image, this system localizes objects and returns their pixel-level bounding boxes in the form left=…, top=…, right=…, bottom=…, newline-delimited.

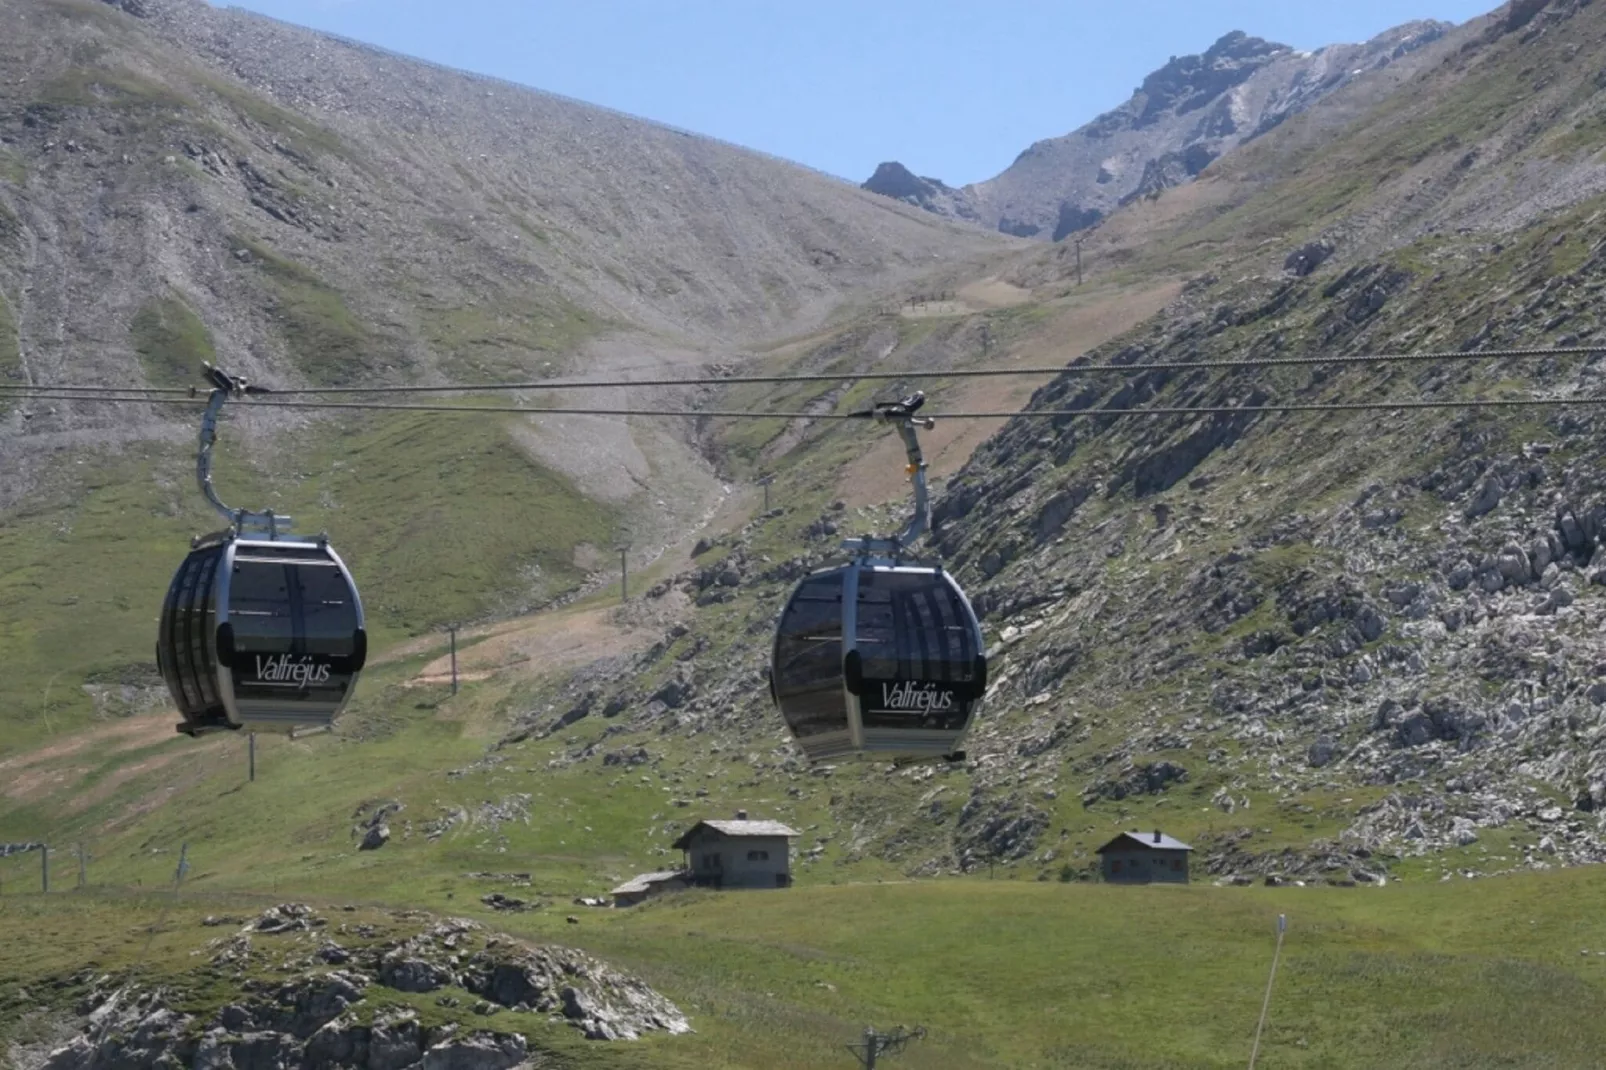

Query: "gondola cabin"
left=770, top=562, right=986, bottom=762
left=157, top=534, right=367, bottom=737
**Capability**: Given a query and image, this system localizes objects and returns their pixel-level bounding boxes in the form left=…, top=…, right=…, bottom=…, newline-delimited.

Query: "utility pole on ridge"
left=447, top=624, right=459, bottom=695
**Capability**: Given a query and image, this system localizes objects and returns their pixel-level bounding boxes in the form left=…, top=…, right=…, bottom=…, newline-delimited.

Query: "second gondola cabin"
left=158, top=533, right=367, bottom=737
left=770, top=561, right=986, bottom=762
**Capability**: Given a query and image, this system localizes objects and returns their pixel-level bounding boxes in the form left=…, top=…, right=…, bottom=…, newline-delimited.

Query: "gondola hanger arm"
left=842, top=391, right=933, bottom=556
left=196, top=363, right=292, bottom=537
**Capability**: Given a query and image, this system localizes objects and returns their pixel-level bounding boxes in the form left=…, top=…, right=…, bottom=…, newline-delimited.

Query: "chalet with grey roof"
left=1094, top=829, right=1192, bottom=884
left=670, top=810, right=799, bottom=890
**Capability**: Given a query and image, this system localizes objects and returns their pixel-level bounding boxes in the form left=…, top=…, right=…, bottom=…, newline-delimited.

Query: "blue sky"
left=211, top=0, right=1499, bottom=185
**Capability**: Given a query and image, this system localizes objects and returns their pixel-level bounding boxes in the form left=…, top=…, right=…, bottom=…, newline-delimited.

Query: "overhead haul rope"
left=5, top=390, right=1606, bottom=419
left=3, top=343, right=1603, bottom=398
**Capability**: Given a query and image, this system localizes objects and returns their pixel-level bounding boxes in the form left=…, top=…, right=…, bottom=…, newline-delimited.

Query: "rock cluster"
left=35, top=908, right=690, bottom=1070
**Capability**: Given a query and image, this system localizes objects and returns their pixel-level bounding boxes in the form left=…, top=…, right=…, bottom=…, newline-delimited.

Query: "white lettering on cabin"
left=876, top=681, right=955, bottom=713
left=252, top=654, right=333, bottom=689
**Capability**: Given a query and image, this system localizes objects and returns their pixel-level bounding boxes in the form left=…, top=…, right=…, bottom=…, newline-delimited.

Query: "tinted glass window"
left=187, top=550, right=221, bottom=708
left=160, top=553, right=203, bottom=712
left=229, top=558, right=296, bottom=652
left=160, top=547, right=223, bottom=717
left=293, top=560, right=359, bottom=655
left=855, top=570, right=978, bottom=683
left=230, top=557, right=359, bottom=655
left=856, top=570, right=980, bottom=731
left=773, top=573, right=849, bottom=738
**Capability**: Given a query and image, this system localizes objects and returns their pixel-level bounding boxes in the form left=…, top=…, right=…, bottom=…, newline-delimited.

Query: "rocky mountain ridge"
left=863, top=21, right=1453, bottom=240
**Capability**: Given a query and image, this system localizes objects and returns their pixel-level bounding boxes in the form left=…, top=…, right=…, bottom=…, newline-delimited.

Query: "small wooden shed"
left=1094, top=830, right=1192, bottom=884
left=610, top=869, right=690, bottom=908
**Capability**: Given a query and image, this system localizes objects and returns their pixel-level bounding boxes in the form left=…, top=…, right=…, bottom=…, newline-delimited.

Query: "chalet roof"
left=1094, top=831, right=1192, bottom=854
left=671, top=819, right=800, bottom=849
left=610, top=870, right=689, bottom=896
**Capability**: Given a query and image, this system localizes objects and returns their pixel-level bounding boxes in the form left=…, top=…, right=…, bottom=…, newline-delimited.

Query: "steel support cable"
left=3, top=344, right=1604, bottom=398
left=201, top=343, right=1606, bottom=393
left=6, top=390, right=1606, bottom=419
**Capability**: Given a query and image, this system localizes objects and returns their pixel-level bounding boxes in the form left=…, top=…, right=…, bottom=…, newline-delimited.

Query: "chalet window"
left=1172, top=859, right=1183, bottom=871
left=747, top=850, right=769, bottom=861
left=1111, top=859, right=1122, bottom=873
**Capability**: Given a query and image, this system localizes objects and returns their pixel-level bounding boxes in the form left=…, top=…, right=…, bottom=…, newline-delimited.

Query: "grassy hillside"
left=5, top=871, right=1606, bottom=1068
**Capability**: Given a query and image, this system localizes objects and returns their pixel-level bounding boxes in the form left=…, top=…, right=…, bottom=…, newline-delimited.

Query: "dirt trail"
left=840, top=279, right=1184, bottom=506
left=0, top=709, right=239, bottom=826
left=406, top=592, right=689, bottom=687
left=0, top=713, right=180, bottom=778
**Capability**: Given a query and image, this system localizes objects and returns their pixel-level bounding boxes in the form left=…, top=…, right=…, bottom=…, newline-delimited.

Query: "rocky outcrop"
left=861, top=162, right=979, bottom=223
left=31, top=907, right=690, bottom=1070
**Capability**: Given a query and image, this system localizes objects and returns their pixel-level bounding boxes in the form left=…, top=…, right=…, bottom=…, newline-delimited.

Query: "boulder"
left=419, top=1032, right=528, bottom=1070
left=303, top=1017, right=369, bottom=1069
left=380, top=956, right=453, bottom=993
left=229, top=1032, right=298, bottom=1070
left=367, top=1017, right=423, bottom=1070
left=1307, top=738, right=1337, bottom=768
left=252, top=904, right=323, bottom=933
left=1465, top=477, right=1503, bottom=518
left=1283, top=241, right=1334, bottom=278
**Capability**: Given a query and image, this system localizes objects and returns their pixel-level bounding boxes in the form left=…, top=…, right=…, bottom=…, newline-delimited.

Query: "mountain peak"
left=1134, top=31, right=1293, bottom=127
left=863, top=161, right=946, bottom=200
left=862, top=18, right=1452, bottom=241
left=861, top=162, right=978, bottom=224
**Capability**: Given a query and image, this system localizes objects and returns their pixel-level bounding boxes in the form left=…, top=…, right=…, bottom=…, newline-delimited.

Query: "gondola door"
left=845, top=565, right=985, bottom=758
left=218, top=541, right=366, bottom=730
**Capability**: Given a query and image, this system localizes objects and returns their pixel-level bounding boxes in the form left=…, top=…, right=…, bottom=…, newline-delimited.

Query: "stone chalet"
left=1094, top=830, right=1192, bottom=884
left=671, top=811, right=799, bottom=890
